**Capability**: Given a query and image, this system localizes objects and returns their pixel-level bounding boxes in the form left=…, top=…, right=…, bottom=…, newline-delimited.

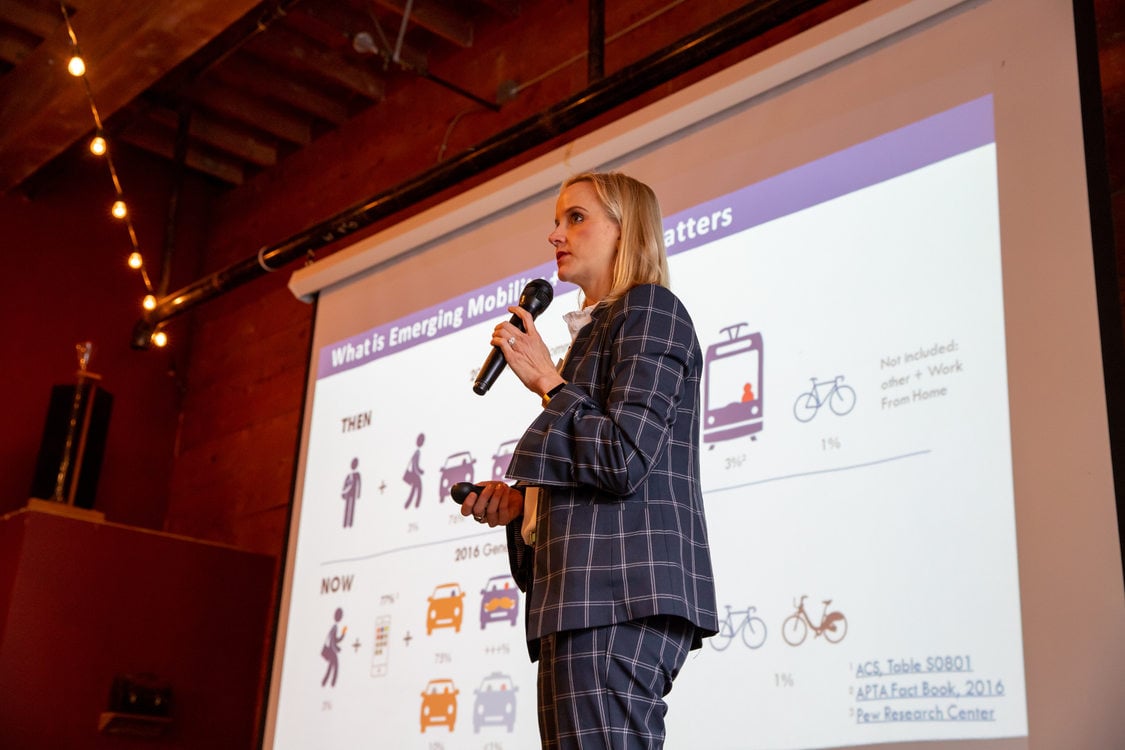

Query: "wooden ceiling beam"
left=476, top=0, right=521, bottom=19
left=0, top=31, right=36, bottom=67
left=281, top=5, right=358, bottom=50
left=188, top=82, right=313, bottom=146
left=291, top=0, right=429, bottom=71
left=137, top=104, right=279, bottom=167
left=291, top=0, right=370, bottom=41
left=118, top=121, right=245, bottom=185
left=375, top=0, right=475, bottom=48
left=243, top=25, right=385, bottom=101
left=0, top=0, right=262, bottom=194
left=1, top=0, right=64, bottom=38
left=210, top=53, right=351, bottom=125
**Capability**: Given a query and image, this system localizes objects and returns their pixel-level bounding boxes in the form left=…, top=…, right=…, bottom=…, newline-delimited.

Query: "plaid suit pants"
left=536, top=616, right=695, bottom=749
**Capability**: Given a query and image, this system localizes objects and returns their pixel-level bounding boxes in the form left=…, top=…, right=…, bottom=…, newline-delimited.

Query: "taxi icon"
left=473, top=671, right=517, bottom=733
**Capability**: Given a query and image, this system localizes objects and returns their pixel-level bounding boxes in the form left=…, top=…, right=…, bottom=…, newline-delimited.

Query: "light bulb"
left=353, top=32, right=378, bottom=55
left=111, top=200, right=127, bottom=219
left=142, top=294, right=156, bottom=310
left=67, top=55, right=86, bottom=77
left=152, top=331, right=168, bottom=348
left=127, top=252, right=143, bottom=269
left=89, top=135, right=107, bottom=156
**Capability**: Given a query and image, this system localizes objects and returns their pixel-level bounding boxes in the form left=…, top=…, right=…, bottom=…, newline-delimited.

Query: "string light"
left=60, top=2, right=159, bottom=336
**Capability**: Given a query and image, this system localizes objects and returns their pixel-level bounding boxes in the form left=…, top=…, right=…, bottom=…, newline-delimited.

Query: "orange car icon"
left=426, top=582, right=465, bottom=634
left=420, top=678, right=459, bottom=732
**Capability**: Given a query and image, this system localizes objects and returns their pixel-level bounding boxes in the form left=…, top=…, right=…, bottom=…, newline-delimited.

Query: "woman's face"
left=549, top=180, right=620, bottom=305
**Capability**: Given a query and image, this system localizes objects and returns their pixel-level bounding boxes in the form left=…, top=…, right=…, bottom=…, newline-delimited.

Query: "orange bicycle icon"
left=782, top=595, right=847, bottom=646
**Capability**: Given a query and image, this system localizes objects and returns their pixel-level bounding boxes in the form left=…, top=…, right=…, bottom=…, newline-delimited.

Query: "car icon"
left=439, top=451, right=476, bottom=501
left=480, top=574, right=519, bottom=628
left=420, top=678, right=459, bottom=732
left=427, top=582, right=465, bottom=634
left=473, top=671, right=517, bottom=733
left=491, top=439, right=520, bottom=480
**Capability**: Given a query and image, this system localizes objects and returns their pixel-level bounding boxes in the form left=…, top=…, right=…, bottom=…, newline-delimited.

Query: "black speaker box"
left=108, top=673, right=172, bottom=717
left=29, top=382, right=113, bottom=509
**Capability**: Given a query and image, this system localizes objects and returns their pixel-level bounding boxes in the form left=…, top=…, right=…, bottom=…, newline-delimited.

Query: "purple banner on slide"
left=317, top=96, right=994, bottom=380
left=316, top=263, right=561, bottom=379
left=661, top=95, right=995, bottom=257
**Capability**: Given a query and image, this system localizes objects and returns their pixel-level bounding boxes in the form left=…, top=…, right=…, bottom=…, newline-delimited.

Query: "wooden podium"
left=0, top=502, right=275, bottom=749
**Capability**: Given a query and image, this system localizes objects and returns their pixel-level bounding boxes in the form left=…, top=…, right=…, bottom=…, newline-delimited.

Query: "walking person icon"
left=321, top=607, right=346, bottom=687
left=403, top=433, right=425, bottom=509
left=341, top=458, right=362, bottom=527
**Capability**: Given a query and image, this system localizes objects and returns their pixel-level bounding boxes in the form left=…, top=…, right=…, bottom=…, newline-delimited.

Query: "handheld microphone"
left=472, top=279, right=554, bottom=395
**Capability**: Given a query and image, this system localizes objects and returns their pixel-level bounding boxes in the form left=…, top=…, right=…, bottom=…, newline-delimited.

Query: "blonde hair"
left=562, top=171, right=670, bottom=306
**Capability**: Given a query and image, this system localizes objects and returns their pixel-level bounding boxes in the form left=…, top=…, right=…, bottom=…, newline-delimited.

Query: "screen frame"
left=263, top=1, right=1125, bottom=747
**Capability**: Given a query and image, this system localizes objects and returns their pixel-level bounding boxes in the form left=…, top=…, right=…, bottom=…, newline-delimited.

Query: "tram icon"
left=703, top=323, right=763, bottom=443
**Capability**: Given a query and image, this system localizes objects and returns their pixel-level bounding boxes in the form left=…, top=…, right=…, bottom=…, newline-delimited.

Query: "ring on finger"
left=507, top=336, right=516, bottom=346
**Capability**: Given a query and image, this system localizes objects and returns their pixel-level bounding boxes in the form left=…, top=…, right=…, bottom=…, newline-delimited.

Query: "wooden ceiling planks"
left=0, top=0, right=262, bottom=192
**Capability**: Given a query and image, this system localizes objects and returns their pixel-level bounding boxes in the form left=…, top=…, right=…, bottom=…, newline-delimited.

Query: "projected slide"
left=270, top=97, right=1027, bottom=749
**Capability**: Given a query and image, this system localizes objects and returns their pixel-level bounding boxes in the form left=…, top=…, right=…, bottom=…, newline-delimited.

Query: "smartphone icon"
left=371, top=615, right=391, bottom=677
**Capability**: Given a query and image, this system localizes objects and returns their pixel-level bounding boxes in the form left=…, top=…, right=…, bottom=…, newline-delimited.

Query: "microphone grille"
left=522, top=278, right=554, bottom=315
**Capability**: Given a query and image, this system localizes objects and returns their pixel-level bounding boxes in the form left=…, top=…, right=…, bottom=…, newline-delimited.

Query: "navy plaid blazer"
left=505, top=284, right=718, bottom=659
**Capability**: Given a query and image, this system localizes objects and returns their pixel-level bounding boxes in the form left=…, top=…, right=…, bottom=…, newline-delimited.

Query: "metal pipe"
left=588, top=0, right=605, bottom=83
left=159, top=107, right=191, bottom=296
left=417, top=69, right=501, bottom=112
left=132, top=0, right=833, bottom=348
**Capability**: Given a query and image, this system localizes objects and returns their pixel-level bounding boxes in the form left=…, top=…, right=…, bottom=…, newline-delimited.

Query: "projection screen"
left=264, top=1, right=1125, bottom=748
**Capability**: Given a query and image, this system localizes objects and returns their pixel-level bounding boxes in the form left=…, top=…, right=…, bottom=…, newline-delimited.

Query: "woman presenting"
left=460, top=171, right=718, bottom=749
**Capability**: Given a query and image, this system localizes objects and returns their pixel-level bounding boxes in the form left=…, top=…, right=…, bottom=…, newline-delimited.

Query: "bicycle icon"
left=782, top=595, right=847, bottom=646
left=793, top=375, right=856, bottom=422
left=710, top=604, right=767, bottom=651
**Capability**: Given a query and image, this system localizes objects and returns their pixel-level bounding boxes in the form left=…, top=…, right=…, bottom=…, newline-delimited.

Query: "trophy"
left=29, top=342, right=113, bottom=508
